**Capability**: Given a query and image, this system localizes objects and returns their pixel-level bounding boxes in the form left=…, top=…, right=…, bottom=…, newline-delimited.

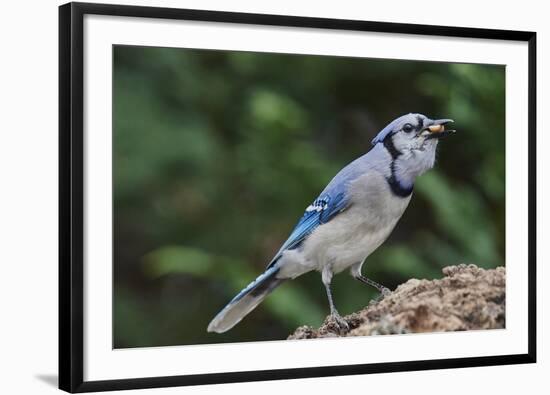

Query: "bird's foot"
left=327, top=311, right=349, bottom=334
left=372, top=287, right=392, bottom=303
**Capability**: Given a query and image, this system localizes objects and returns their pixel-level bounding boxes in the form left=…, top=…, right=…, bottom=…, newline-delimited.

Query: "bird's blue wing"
left=267, top=190, right=349, bottom=268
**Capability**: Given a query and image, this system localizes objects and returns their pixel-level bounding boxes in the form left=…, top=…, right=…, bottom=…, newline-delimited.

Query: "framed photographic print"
left=59, top=2, right=537, bottom=393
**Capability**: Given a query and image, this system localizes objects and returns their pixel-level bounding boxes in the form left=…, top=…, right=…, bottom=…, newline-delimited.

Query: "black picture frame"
left=59, top=2, right=537, bottom=393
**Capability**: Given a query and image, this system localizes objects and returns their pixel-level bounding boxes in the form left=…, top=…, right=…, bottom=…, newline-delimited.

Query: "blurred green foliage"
left=113, top=46, right=504, bottom=348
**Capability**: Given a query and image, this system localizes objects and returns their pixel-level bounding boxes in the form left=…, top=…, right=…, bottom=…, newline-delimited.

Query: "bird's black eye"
left=402, top=123, right=414, bottom=133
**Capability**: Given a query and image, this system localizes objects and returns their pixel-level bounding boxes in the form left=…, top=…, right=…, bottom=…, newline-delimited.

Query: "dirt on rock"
left=288, top=264, right=505, bottom=340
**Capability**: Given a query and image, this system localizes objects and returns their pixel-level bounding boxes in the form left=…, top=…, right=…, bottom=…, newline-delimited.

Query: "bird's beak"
left=425, top=119, right=455, bottom=139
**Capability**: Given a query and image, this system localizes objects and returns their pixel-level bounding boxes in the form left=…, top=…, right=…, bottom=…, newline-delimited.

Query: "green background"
left=113, top=45, right=505, bottom=348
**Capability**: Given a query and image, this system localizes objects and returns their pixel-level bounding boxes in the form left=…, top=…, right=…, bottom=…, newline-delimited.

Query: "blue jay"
left=208, top=113, right=455, bottom=333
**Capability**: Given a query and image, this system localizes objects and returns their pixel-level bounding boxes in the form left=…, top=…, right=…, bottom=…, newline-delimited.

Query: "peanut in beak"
left=428, top=124, right=445, bottom=133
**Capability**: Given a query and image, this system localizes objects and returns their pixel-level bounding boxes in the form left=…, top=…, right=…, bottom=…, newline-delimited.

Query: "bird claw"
left=328, top=311, right=349, bottom=334
left=372, top=287, right=391, bottom=303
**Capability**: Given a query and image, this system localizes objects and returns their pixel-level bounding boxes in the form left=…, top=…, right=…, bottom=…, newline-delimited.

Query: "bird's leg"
left=322, top=266, right=349, bottom=333
left=350, top=262, right=391, bottom=297
left=356, top=275, right=391, bottom=297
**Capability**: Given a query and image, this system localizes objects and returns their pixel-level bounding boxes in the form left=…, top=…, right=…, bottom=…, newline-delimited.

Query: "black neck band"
left=387, top=174, right=414, bottom=197
left=383, top=134, right=402, bottom=160
left=383, top=134, right=413, bottom=198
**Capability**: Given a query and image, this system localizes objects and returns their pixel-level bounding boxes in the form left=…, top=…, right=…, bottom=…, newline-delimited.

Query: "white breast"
left=277, top=171, right=411, bottom=279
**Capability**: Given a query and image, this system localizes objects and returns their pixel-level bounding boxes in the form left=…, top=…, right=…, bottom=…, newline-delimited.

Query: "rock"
left=288, top=264, right=505, bottom=340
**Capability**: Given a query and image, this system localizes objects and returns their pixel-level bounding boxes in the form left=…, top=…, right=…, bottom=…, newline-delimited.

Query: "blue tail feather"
left=207, top=266, right=283, bottom=333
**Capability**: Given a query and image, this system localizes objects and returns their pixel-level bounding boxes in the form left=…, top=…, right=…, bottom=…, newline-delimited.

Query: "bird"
left=207, top=113, right=455, bottom=334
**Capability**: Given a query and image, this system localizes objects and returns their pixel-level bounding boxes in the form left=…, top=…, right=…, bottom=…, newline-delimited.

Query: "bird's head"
left=371, top=113, right=455, bottom=183
left=372, top=113, right=455, bottom=152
